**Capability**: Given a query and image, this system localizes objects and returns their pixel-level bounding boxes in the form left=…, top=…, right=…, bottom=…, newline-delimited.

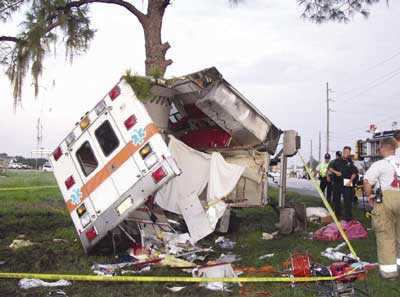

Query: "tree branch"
left=0, top=36, right=19, bottom=42
left=62, top=0, right=146, bottom=23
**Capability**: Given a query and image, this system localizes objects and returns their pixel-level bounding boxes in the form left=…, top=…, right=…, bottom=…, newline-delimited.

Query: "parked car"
left=42, top=162, right=53, bottom=172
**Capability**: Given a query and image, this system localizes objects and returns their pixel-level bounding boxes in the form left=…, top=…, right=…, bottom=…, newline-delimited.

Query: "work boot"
left=379, top=271, right=399, bottom=280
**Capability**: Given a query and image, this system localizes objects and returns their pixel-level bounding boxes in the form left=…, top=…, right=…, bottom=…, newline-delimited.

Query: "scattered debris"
left=313, top=220, right=368, bottom=241
left=9, top=239, right=35, bottom=250
left=215, top=253, right=241, bottom=264
left=47, top=290, right=68, bottom=297
left=53, top=238, right=69, bottom=244
left=306, top=207, right=329, bottom=219
left=261, top=232, right=278, bottom=240
left=321, top=242, right=357, bottom=262
left=18, top=279, right=71, bottom=290
left=258, top=253, right=274, bottom=260
left=306, top=207, right=333, bottom=224
left=215, top=236, right=236, bottom=249
left=161, top=255, right=196, bottom=268
left=193, top=263, right=238, bottom=291
left=235, top=265, right=276, bottom=274
left=166, top=286, right=186, bottom=292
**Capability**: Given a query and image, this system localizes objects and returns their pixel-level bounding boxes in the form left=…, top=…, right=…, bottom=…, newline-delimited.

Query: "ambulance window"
left=94, top=120, right=119, bottom=157
left=76, top=141, right=98, bottom=177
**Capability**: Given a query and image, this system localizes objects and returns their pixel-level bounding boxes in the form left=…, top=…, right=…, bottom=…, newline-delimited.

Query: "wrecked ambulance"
left=50, top=67, right=281, bottom=252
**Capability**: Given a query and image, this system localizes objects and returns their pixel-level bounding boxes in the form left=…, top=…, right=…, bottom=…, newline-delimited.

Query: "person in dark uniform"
left=329, top=151, right=343, bottom=218
left=329, top=147, right=358, bottom=221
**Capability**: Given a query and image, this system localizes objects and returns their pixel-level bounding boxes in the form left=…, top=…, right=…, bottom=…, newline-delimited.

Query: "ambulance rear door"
left=71, top=126, right=119, bottom=215
left=87, top=111, right=142, bottom=204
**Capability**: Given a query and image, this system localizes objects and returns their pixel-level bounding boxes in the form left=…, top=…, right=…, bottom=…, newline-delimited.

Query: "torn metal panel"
left=195, top=82, right=271, bottom=147
left=167, top=67, right=281, bottom=152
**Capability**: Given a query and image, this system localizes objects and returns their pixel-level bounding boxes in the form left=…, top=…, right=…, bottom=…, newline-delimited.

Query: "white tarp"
left=155, top=136, right=244, bottom=241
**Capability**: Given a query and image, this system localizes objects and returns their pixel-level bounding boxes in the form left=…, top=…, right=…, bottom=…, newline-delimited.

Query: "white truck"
left=50, top=79, right=181, bottom=253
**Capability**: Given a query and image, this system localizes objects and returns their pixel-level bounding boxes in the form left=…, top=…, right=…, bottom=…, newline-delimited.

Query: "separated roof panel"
left=168, top=67, right=281, bottom=152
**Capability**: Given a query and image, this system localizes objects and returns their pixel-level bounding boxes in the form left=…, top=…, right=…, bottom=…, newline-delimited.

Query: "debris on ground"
left=306, top=207, right=332, bottom=224
left=235, top=265, right=276, bottom=274
left=18, top=279, right=71, bottom=290
left=47, top=290, right=68, bottom=297
left=261, top=232, right=278, bottom=240
left=313, top=220, right=368, bottom=241
left=53, top=238, right=69, bottom=244
left=258, top=253, right=274, bottom=260
left=193, top=263, right=238, bottom=291
left=9, top=239, right=35, bottom=250
left=166, top=286, right=186, bottom=292
left=160, top=255, right=196, bottom=268
left=215, top=236, right=236, bottom=249
left=215, top=253, right=241, bottom=264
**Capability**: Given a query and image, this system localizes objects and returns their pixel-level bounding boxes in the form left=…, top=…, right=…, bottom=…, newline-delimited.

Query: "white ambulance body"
left=50, top=79, right=180, bottom=253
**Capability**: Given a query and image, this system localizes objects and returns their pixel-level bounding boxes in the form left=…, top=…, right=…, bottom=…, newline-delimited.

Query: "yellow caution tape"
left=0, top=185, right=58, bottom=192
left=299, top=154, right=358, bottom=258
left=0, top=272, right=355, bottom=283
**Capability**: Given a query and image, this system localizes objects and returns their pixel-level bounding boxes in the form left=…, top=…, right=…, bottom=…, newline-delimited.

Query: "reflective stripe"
left=66, top=123, right=159, bottom=213
left=397, top=259, right=400, bottom=266
left=380, top=264, right=397, bottom=273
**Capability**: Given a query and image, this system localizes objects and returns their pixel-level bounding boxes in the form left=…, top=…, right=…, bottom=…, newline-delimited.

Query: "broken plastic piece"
left=193, top=263, right=238, bottom=291
left=258, top=253, right=274, bottom=260
left=19, top=279, right=71, bottom=290
left=9, top=239, right=35, bottom=250
left=166, top=286, right=186, bottom=292
left=215, top=236, right=236, bottom=249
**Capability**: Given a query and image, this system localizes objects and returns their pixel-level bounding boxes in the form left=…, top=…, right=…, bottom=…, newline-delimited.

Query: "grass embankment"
left=0, top=170, right=399, bottom=296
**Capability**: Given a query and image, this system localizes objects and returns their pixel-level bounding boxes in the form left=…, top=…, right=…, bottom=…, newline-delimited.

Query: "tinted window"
left=76, top=141, right=98, bottom=177
left=95, top=120, right=119, bottom=157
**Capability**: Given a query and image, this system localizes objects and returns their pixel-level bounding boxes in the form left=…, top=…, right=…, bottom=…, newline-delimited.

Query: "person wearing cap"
left=316, top=153, right=332, bottom=205
left=364, top=138, right=400, bottom=279
left=329, top=147, right=358, bottom=220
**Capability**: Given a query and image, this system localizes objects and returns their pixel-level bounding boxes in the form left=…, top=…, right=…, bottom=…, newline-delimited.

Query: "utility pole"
left=35, top=117, right=43, bottom=170
left=310, top=139, right=313, bottom=160
left=326, top=82, right=333, bottom=154
left=318, top=131, right=321, bottom=161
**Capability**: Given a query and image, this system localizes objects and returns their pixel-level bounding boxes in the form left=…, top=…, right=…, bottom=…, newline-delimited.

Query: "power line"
left=337, top=49, right=400, bottom=96
left=340, top=67, right=400, bottom=103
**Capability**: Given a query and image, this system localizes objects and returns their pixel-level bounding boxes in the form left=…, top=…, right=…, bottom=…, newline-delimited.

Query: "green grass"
left=0, top=171, right=398, bottom=296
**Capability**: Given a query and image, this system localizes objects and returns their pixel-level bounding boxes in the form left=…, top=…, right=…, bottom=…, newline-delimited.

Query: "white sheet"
left=155, top=136, right=244, bottom=241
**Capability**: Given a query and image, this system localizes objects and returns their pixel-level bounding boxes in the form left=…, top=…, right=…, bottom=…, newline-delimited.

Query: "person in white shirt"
left=364, top=137, right=400, bottom=279
left=394, top=130, right=400, bottom=158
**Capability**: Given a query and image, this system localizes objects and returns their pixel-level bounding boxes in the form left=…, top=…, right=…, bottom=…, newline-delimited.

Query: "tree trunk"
left=142, top=0, right=172, bottom=77
left=140, top=0, right=172, bottom=132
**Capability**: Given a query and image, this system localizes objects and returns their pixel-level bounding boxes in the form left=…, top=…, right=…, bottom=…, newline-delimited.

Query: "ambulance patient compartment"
left=50, top=79, right=181, bottom=253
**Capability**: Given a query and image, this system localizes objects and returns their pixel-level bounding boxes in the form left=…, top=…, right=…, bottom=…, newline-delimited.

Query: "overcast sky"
left=1, top=0, right=400, bottom=163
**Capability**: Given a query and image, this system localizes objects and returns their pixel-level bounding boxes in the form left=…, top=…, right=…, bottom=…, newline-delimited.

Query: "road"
left=269, top=177, right=319, bottom=198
